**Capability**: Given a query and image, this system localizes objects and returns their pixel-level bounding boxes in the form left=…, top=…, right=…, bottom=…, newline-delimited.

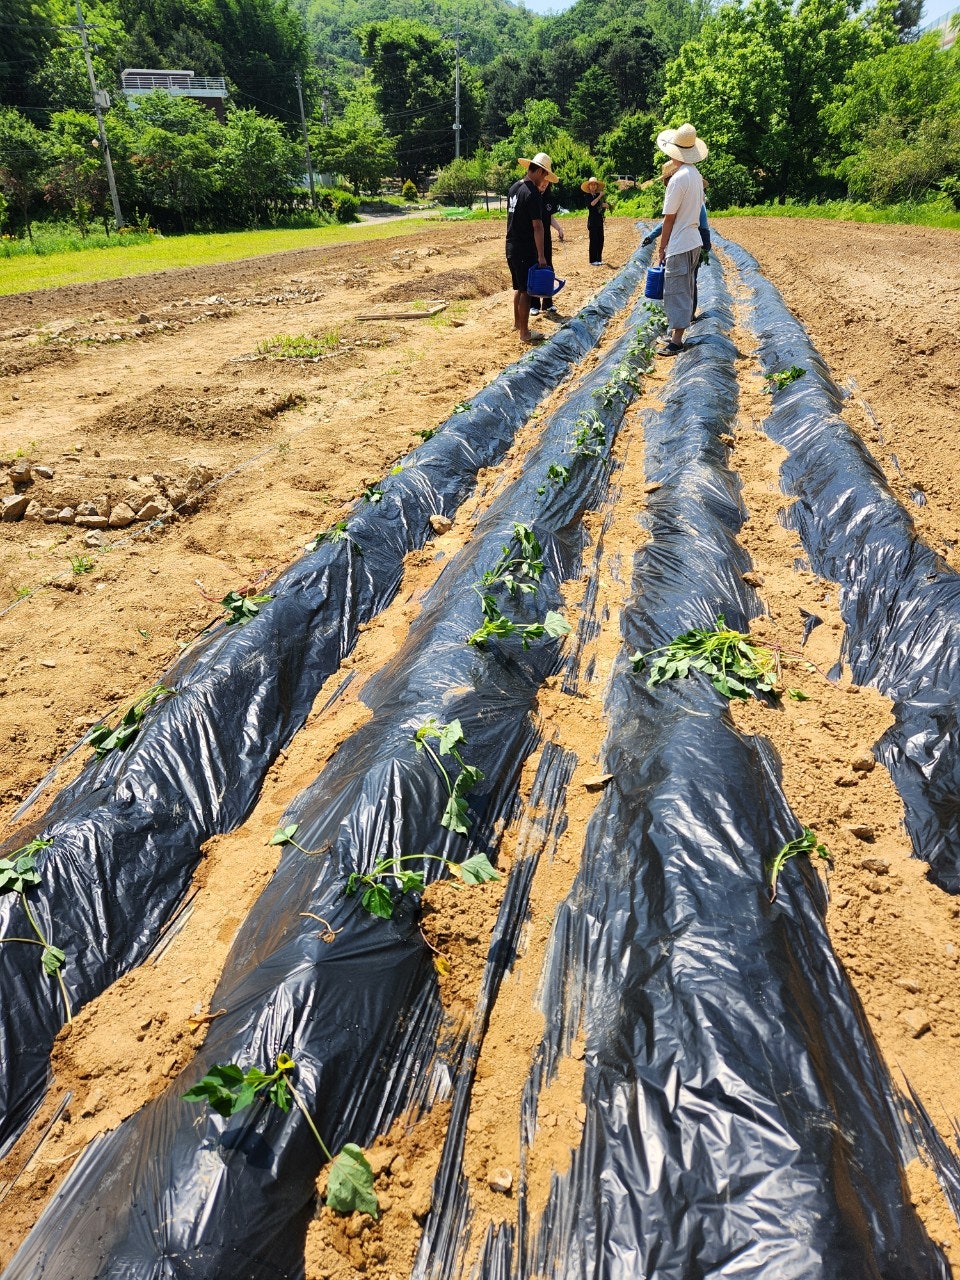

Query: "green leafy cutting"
left=767, top=827, right=831, bottom=901
left=412, top=717, right=484, bottom=835
left=305, top=521, right=359, bottom=554
left=468, top=525, right=571, bottom=650
left=469, top=610, right=571, bottom=651
left=222, top=590, right=272, bottom=626
left=361, top=485, right=384, bottom=504
left=183, top=1052, right=378, bottom=1217
left=0, top=836, right=71, bottom=1020
left=88, top=682, right=175, bottom=757
left=762, top=366, right=805, bottom=394
left=268, top=822, right=316, bottom=854
left=630, top=616, right=779, bottom=700
left=345, top=850, right=500, bottom=919
left=537, top=462, right=570, bottom=496
left=570, top=411, right=607, bottom=458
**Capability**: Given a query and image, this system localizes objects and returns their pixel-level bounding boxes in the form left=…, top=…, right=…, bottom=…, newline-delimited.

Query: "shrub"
left=401, top=179, right=418, bottom=202
left=320, top=188, right=360, bottom=223
left=702, top=155, right=760, bottom=210
left=429, top=158, right=482, bottom=207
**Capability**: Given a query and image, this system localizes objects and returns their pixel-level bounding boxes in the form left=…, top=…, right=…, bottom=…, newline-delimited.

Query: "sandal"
left=656, top=341, right=684, bottom=356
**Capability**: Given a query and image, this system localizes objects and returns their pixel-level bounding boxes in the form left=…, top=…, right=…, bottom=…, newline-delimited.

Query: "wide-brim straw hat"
left=640, top=160, right=681, bottom=190
left=656, top=123, right=709, bottom=164
left=518, top=152, right=559, bottom=182
left=580, top=176, right=605, bottom=192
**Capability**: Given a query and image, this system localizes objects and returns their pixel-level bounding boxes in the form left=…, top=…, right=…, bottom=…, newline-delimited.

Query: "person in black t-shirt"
left=531, top=172, right=564, bottom=316
left=505, top=151, right=557, bottom=344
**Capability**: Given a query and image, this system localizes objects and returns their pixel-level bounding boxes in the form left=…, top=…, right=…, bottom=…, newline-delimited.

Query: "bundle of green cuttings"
left=631, top=616, right=779, bottom=699
left=762, top=366, right=805, bottom=394
left=183, top=1052, right=378, bottom=1217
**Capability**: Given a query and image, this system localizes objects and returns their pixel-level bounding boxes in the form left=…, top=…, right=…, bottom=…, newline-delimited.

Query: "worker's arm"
left=658, top=212, right=677, bottom=264
left=551, top=214, right=564, bottom=242
left=533, top=218, right=546, bottom=266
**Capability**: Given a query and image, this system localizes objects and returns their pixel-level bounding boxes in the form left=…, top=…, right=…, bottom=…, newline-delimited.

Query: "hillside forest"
left=0, top=0, right=958, bottom=235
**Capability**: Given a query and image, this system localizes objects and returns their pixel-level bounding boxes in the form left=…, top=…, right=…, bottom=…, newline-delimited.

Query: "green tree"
left=0, top=0, right=58, bottom=117
left=218, top=107, right=300, bottom=223
left=661, top=0, right=898, bottom=200
left=596, top=111, right=659, bottom=178
left=567, top=65, right=618, bottom=148
left=0, top=108, right=47, bottom=239
left=430, top=155, right=484, bottom=205
left=33, top=0, right=127, bottom=114
left=126, top=92, right=222, bottom=230
left=43, top=110, right=110, bottom=233
left=311, top=81, right=396, bottom=194
left=359, top=18, right=481, bottom=181
left=823, top=37, right=960, bottom=201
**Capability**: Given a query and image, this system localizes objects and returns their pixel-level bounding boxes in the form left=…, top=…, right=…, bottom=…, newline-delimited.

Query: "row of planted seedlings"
left=723, top=235, right=960, bottom=897
left=4, top=299, right=666, bottom=1278
left=416, top=259, right=950, bottom=1280
left=0, top=252, right=649, bottom=1156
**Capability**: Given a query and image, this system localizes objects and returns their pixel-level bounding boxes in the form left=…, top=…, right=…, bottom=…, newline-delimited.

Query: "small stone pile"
left=0, top=457, right=215, bottom=527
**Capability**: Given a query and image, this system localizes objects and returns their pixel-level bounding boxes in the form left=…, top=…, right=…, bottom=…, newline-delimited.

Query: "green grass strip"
left=0, top=219, right=436, bottom=298
left=714, top=199, right=960, bottom=230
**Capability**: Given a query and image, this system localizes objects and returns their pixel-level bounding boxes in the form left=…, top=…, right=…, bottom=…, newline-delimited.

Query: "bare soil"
left=1, top=216, right=960, bottom=1275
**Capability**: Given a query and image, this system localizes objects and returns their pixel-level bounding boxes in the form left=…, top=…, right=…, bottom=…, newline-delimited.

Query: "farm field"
left=2, top=215, right=960, bottom=1276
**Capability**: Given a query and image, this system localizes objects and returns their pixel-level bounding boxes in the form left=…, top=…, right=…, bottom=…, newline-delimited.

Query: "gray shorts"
left=664, top=247, right=701, bottom=330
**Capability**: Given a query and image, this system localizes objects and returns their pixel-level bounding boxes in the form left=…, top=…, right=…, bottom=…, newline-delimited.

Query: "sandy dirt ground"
left=1, top=215, right=960, bottom=1274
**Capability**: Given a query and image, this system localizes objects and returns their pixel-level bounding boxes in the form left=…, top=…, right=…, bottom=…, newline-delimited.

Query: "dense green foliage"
left=0, top=0, right=958, bottom=242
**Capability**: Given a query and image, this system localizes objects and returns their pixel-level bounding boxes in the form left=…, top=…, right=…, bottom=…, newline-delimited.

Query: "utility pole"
left=294, top=70, right=316, bottom=207
left=74, top=0, right=123, bottom=230
left=322, top=87, right=330, bottom=127
left=453, top=12, right=461, bottom=160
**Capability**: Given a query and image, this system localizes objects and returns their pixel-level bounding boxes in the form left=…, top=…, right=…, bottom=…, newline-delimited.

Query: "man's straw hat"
left=518, top=152, right=559, bottom=182
left=656, top=123, right=709, bottom=164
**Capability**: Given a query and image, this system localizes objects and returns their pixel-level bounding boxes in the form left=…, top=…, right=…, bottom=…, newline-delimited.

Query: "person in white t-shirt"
left=654, top=123, right=708, bottom=356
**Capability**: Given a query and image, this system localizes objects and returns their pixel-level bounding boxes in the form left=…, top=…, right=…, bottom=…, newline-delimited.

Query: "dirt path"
left=2, top=217, right=960, bottom=1273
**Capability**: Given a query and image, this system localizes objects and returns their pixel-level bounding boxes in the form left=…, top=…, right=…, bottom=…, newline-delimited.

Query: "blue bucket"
left=644, top=265, right=665, bottom=300
left=526, top=265, right=566, bottom=297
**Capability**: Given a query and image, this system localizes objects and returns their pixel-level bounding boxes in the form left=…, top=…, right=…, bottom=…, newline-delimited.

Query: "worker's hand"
left=641, top=233, right=654, bottom=246
left=538, top=257, right=547, bottom=268
left=659, top=251, right=666, bottom=266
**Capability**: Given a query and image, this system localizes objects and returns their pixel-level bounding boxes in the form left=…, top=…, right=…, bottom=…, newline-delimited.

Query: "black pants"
left=588, top=222, right=604, bottom=263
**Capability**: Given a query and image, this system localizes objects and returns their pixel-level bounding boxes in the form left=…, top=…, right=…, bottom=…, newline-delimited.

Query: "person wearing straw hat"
left=653, top=123, right=708, bottom=356
left=506, top=152, right=558, bottom=344
left=642, top=160, right=712, bottom=320
left=581, top=176, right=608, bottom=266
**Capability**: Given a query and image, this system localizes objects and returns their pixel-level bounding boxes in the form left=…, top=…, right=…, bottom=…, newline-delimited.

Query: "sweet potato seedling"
left=631, top=617, right=779, bottom=700
left=183, top=1052, right=378, bottom=1217
left=269, top=823, right=315, bottom=854
left=361, top=485, right=384, bottom=504
left=767, top=828, right=831, bottom=900
left=537, top=463, right=570, bottom=495
left=413, top=717, right=484, bottom=835
left=222, top=589, right=272, bottom=626
left=346, top=851, right=500, bottom=919
left=305, top=521, right=359, bottom=554
left=469, top=524, right=571, bottom=650
left=0, top=837, right=71, bottom=1020
left=88, top=682, right=175, bottom=757
left=762, top=366, right=805, bottom=394
left=570, top=412, right=606, bottom=458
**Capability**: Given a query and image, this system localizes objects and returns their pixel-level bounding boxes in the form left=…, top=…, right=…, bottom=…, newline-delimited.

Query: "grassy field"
left=714, top=198, right=960, bottom=229
left=0, top=218, right=434, bottom=297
